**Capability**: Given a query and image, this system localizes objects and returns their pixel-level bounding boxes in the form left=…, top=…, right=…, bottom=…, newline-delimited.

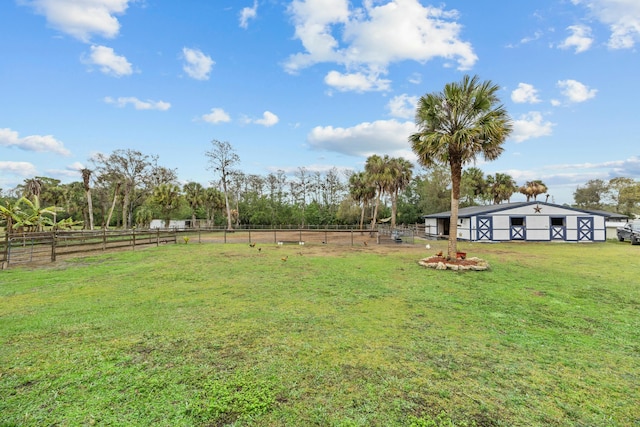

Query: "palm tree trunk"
left=391, top=189, right=398, bottom=229
left=82, top=169, right=94, bottom=230
left=370, top=190, right=381, bottom=230
left=448, top=161, right=462, bottom=259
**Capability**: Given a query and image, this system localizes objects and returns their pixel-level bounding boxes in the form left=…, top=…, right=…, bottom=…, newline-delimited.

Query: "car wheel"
left=632, top=236, right=639, bottom=245
left=618, top=236, right=625, bottom=242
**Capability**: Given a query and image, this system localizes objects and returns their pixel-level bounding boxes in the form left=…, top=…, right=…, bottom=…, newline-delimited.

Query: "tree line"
left=2, top=75, right=638, bottom=257
left=2, top=142, right=637, bottom=235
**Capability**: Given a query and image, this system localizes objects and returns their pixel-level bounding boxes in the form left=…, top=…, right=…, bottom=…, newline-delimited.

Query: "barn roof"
left=422, top=201, right=621, bottom=219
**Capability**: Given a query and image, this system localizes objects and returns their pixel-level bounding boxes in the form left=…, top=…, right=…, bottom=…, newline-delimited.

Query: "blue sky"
left=1, top=0, right=639, bottom=205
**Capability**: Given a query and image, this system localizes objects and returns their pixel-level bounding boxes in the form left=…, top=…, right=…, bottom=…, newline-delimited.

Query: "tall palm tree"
left=348, top=171, right=376, bottom=230
left=24, top=178, right=43, bottom=204
left=410, top=75, right=512, bottom=258
left=530, top=180, right=547, bottom=201
left=81, top=168, right=94, bottom=230
left=519, top=179, right=549, bottom=202
left=203, top=187, right=225, bottom=227
left=388, top=157, right=413, bottom=228
left=518, top=183, right=534, bottom=202
left=153, top=183, right=181, bottom=227
left=365, top=154, right=394, bottom=229
left=183, top=182, right=204, bottom=227
left=487, top=173, right=517, bottom=204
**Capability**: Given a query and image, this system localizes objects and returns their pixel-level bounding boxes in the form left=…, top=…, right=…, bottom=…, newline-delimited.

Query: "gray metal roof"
left=422, top=201, right=621, bottom=219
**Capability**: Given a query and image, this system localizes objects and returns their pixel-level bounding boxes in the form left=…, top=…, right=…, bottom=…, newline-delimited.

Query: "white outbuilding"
left=423, top=201, right=613, bottom=242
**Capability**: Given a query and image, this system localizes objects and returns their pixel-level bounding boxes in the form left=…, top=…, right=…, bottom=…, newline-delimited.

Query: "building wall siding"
left=423, top=203, right=608, bottom=242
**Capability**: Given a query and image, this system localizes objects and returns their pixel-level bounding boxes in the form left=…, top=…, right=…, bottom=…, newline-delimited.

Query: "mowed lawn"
left=0, top=240, right=638, bottom=426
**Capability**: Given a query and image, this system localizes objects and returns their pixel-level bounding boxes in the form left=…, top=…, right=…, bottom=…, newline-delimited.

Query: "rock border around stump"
left=418, top=256, right=489, bottom=271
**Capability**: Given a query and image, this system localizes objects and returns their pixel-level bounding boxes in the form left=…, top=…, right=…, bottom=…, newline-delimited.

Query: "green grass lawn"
left=1, top=241, right=638, bottom=426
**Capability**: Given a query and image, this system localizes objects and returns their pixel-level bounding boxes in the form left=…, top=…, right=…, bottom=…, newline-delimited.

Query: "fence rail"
left=1, top=225, right=420, bottom=268
left=1, top=229, right=178, bottom=267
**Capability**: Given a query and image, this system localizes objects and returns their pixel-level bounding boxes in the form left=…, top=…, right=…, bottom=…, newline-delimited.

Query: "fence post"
left=2, top=232, right=8, bottom=267
left=51, top=231, right=57, bottom=262
left=132, top=229, right=136, bottom=250
left=102, top=228, right=107, bottom=251
left=198, top=225, right=201, bottom=244
left=156, top=228, right=160, bottom=246
left=248, top=229, right=252, bottom=245
left=351, top=229, right=354, bottom=246
left=299, top=229, right=302, bottom=242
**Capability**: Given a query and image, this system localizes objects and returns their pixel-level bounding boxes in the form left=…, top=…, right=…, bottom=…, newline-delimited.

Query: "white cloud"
left=23, top=0, right=130, bottom=42
left=0, top=128, right=71, bottom=156
left=511, top=83, right=541, bottom=104
left=387, top=94, right=418, bottom=119
left=202, top=108, right=231, bottom=124
left=46, top=163, right=88, bottom=179
left=286, top=0, right=350, bottom=72
left=68, top=161, right=86, bottom=171
left=286, top=0, right=476, bottom=92
left=574, top=0, right=640, bottom=49
left=104, top=96, right=171, bottom=111
left=558, top=25, right=593, bottom=53
left=324, top=70, right=390, bottom=92
left=239, top=1, right=258, bottom=29
left=608, top=156, right=640, bottom=177
left=557, top=79, right=597, bottom=103
left=253, top=111, right=279, bottom=127
left=520, top=30, right=543, bottom=45
left=0, top=161, right=38, bottom=177
left=307, top=119, right=417, bottom=159
left=182, top=47, right=214, bottom=80
left=511, top=112, right=554, bottom=143
left=84, top=45, right=133, bottom=77
left=408, top=73, right=422, bottom=85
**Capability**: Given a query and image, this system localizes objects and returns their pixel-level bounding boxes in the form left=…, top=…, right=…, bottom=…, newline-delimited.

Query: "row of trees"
left=4, top=157, right=636, bottom=234
left=2, top=75, right=638, bottom=257
left=0, top=153, right=551, bottom=234
left=573, top=177, right=640, bottom=215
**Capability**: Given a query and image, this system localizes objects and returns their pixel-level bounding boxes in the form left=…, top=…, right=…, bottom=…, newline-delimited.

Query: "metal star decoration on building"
left=533, top=204, right=542, bottom=213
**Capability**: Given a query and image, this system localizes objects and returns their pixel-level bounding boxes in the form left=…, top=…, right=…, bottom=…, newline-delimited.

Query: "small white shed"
left=423, top=202, right=612, bottom=242
left=149, top=219, right=191, bottom=230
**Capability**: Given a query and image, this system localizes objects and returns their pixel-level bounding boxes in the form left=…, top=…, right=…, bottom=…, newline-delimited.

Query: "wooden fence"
left=1, top=229, right=177, bottom=268
left=0, top=225, right=420, bottom=268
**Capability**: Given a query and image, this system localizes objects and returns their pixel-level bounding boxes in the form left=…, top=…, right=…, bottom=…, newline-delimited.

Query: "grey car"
left=616, top=221, right=640, bottom=245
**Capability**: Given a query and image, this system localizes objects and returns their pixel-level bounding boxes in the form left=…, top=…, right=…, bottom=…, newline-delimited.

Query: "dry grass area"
left=190, top=229, right=382, bottom=246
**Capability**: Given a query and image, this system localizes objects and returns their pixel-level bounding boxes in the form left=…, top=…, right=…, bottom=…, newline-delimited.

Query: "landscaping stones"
left=418, top=256, right=489, bottom=271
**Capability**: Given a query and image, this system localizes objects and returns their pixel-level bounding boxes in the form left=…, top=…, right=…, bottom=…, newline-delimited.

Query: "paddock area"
left=1, top=227, right=418, bottom=268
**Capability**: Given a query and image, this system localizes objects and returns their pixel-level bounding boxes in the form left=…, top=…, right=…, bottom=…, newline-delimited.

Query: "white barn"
left=423, top=202, right=613, bottom=242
